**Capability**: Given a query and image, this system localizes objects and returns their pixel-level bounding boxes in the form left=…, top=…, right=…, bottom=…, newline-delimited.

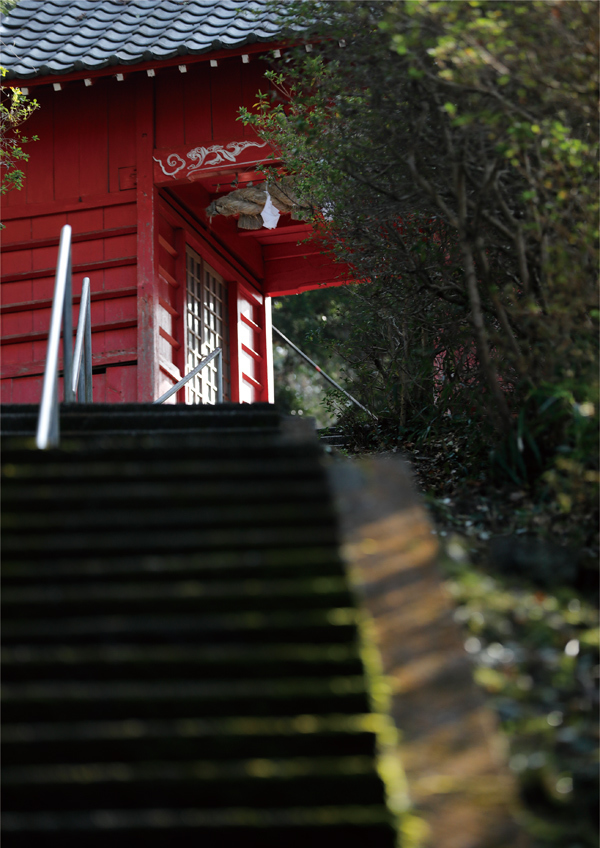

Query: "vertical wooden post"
left=135, top=75, right=157, bottom=402
left=228, top=280, right=241, bottom=403
left=262, top=296, right=274, bottom=403
left=174, top=228, right=187, bottom=404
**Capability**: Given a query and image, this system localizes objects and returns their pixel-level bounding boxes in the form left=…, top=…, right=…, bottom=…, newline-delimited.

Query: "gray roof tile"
left=1, top=0, right=290, bottom=79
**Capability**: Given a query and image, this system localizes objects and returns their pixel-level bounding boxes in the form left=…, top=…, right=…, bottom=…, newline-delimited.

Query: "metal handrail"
left=273, top=326, right=377, bottom=419
left=72, top=276, right=93, bottom=402
left=36, top=225, right=93, bottom=449
left=153, top=348, right=223, bottom=405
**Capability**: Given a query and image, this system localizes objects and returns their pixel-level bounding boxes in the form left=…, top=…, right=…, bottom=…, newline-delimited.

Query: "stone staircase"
left=1, top=403, right=396, bottom=847
left=317, top=425, right=348, bottom=451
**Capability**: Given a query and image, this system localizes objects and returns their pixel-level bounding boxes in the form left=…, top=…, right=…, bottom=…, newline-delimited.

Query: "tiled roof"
left=1, top=1, right=291, bottom=80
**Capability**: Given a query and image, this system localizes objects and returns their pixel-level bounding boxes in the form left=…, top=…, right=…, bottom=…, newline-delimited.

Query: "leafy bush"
left=242, top=0, right=598, bottom=545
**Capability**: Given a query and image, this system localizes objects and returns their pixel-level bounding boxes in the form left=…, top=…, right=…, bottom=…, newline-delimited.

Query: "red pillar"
left=135, top=75, right=158, bottom=402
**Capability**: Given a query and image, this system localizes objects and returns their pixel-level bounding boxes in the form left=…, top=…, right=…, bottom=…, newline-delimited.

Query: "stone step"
left=1, top=404, right=394, bottom=844
left=2, top=524, right=339, bottom=559
left=2, top=808, right=395, bottom=848
left=2, top=607, right=358, bottom=646
left=2, top=643, right=363, bottom=682
left=2, top=501, right=335, bottom=533
left=2, top=754, right=383, bottom=809
left=1, top=546, right=345, bottom=585
left=2, top=577, right=353, bottom=618
left=1, top=429, right=322, bottom=460
left=2, top=477, right=327, bottom=506
left=2, top=713, right=379, bottom=765
left=1, top=458, right=322, bottom=490
left=318, top=427, right=348, bottom=449
left=2, top=676, right=369, bottom=723
left=0, top=403, right=283, bottom=436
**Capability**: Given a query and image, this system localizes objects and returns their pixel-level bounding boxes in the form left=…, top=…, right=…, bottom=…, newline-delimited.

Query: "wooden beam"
left=0, top=286, right=137, bottom=315
left=263, top=252, right=354, bottom=296
left=2, top=226, right=137, bottom=254
left=0, top=319, right=137, bottom=347
left=1, top=351, right=137, bottom=380
left=1, top=257, right=137, bottom=285
left=135, top=74, right=158, bottom=402
left=265, top=277, right=355, bottom=298
left=158, top=233, right=178, bottom=258
left=173, top=228, right=187, bottom=403
left=1, top=191, right=136, bottom=222
left=159, top=326, right=181, bottom=350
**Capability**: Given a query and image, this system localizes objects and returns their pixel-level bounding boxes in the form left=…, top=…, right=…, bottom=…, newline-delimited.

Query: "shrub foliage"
left=241, top=0, right=599, bottom=538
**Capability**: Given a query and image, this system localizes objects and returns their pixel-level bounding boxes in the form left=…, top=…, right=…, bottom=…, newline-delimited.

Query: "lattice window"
left=186, top=248, right=230, bottom=404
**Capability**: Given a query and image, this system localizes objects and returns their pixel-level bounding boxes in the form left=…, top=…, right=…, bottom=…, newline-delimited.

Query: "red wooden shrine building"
left=1, top=0, right=352, bottom=405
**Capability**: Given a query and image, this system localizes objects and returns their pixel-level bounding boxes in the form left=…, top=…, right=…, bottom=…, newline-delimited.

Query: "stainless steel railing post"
left=153, top=348, right=222, bottom=405
left=37, top=228, right=95, bottom=449
left=36, top=225, right=73, bottom=449
left=84, top=281, right=93, bottom=403
left=72, top=277, right=92, bottom=403
left=216, top=348, right=223, bottom=404
left=63, top=250, right=74, bottom=404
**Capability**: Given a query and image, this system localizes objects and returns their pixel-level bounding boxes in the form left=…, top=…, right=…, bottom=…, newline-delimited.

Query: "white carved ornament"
left=154, top=141, right=268, bottom=178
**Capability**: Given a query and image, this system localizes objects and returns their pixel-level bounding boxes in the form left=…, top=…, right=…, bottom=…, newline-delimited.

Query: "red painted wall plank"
left=1, top=281, right=33, bottom=306
left=104, top=233, right=137, bottom=260
left=78, top=78, right=110, bottom=197
left=31, top=276, right=55, bottom=302
left=183, top=62, right=212, bottom=144
left=1, top=349, right=137, bottom=381
left=1, top=250, right=32, bottom=276
left=11, top=373, right=43, bottom=404
left=1, top=310, right=33, bottom=337
left=2, top=218, right=31, bottom=243
left=89, top=373, right=104, bottom=403
left=108, top=80, right=136, bottom=195
left=67, top=208, right=104, bottom=234
left=0, top=286, right=136, bottom=316
left=31, top=306, right=51, bottom=335
left=103, top=263, right=137, bottom=292
left=71, top=239, right=103, bottom=266
left=210, top=59, right=243, bottom=142
left=106, top=364, right=138, bottom=403
left=4, top=183, right=24, bottom=207
left=2, top=341, right=33, bottom=367
left=103, top=202, right=137, bottom=229
left=32, top=245, right=61, bottom=271
left=105, top=326, right=137, bottom=356
left=104, top=296, right=137, bottom=324
left=1, top=379, right=12, bottom=403
left=241, top=58, right=270, bottom=141
left=23, top=87, right=54, bottom=206
left=2, top=191, right=136, bottom=222
left=32, top=339, right=47, bottom=364
left=53, top=87, right=80, bottom=200
left=31, top=212, right=68, bottom=240
left=3, top=225, right=136, bottom=255
left=2, top=257, right=137, bottom=285
left=155, top=66, right=185, bottom=149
